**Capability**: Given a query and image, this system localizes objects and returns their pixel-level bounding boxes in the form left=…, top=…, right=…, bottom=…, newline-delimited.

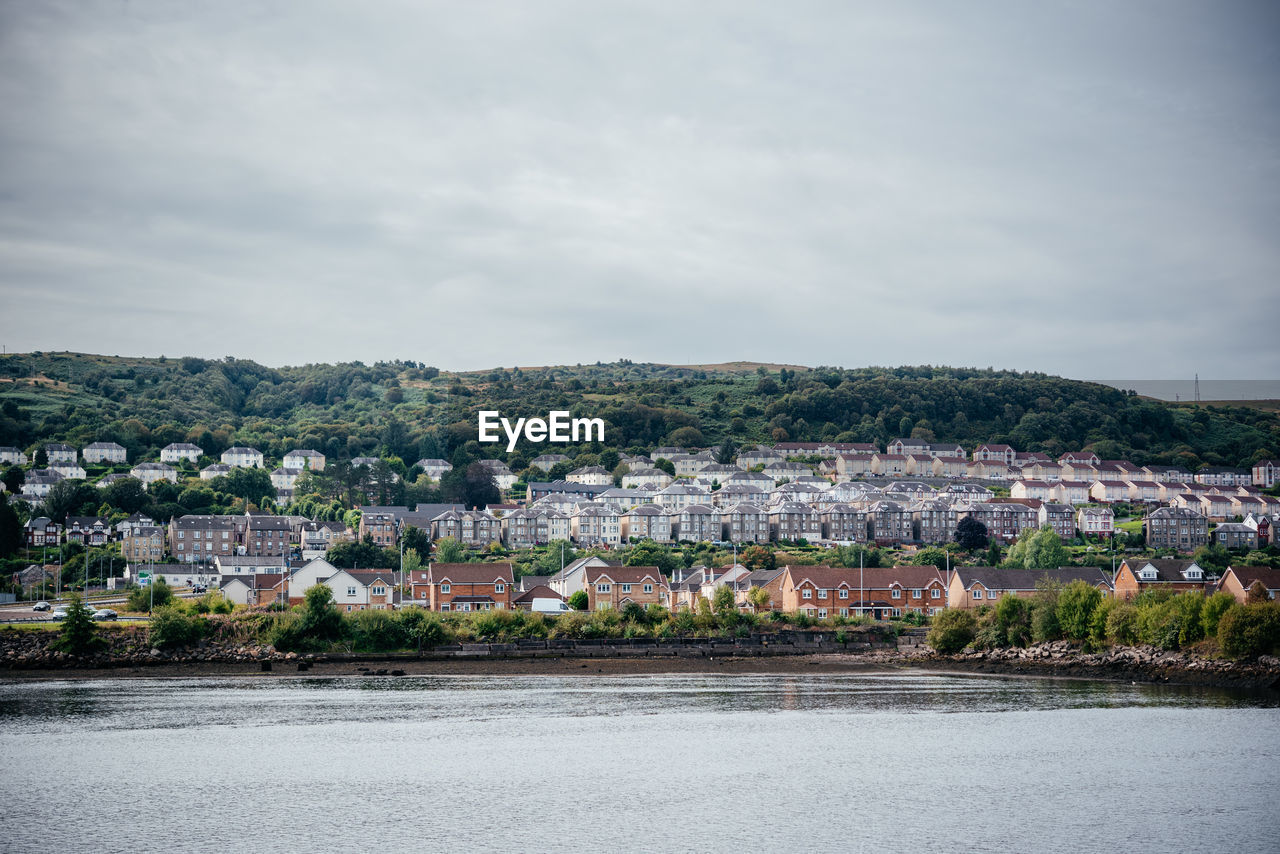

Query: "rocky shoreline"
left=3, top=628, right=1278, bottom=690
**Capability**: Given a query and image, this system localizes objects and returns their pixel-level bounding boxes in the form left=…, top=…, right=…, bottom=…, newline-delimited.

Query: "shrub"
left=400, top=609, right=453, bottom=650
left=1089, top=597, right=1120, bottom=646
left=567, top=590, right=588, bottom=611
left=48, top=594, right=105, bottom=656
left=1136, top=599, right=1182, bottom=650
left=1104, top=602, right=1139, bottom=646
left=993, top=595, right=1032, bottom=648
left=127, top=579, right=173, bottom=612
left=1171, top=592, right=1205, bottom=648
left=349, top=609, right=409, bottom=652
left=1056, top=581, right=1102, bottom=642
left=1200, top=592, right=1236, bottom=640
left=1217, top=601, right=1280, bottom=659
left=149, top=606, right=208, bottom=649
left=298, top=584, right=345, bottom=642
left=927, top=609, right=977, bottom=654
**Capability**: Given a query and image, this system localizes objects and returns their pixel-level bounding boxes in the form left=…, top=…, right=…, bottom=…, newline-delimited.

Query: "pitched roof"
left=1222, top=565, right=1280, bottom=592
left=427, top=562, right=515, bottom=584
left=953, top=566, right=1112, bottom=590
left=584, top=565, right=665, bottom=585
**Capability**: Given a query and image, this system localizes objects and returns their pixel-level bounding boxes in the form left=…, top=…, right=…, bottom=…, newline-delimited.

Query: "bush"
left=1171, top=592, right=1205, bottom=648
left=399, top=608, right=453, bottom=650
left=298, top=584, right=345, bottom=642
left=127, top=579, right=173, bottom=612
left=1135, top=599, right=1182, bottom=650
left=1217, top=601, right=1280, bottom=659
left=149, top=606, right=208, bottom=649
left=927, top=609, right=977, bottom=654
left=993, top=595, right=1032, bottom=648
left=348, top=609, right=409, bottom=652
left=567, top=590, right=588, bottom=611
left=1104, top=601, right=1138, bottom=646
left=1056, top=581, right=1102, bottom=642
left=48, top=594, right=105, bottom=656
left=1200, top=592, right=1236, bottom=640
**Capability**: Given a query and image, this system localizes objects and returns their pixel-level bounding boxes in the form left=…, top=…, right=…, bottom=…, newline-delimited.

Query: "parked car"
left=32, top=601, right=51, bottom=612
left=91, top=609, right=118, bottom=621
left=192, top=585, right=207, bottom=594
left=529, top=597, right=574, bottom=615
left=50, top=608, right=69, bottom=621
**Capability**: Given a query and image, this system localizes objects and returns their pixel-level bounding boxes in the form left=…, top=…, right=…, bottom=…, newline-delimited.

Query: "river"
left=0, top=671, right=1275, bottom=853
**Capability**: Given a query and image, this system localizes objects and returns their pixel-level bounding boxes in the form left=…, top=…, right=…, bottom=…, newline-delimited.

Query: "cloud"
left=1, top=1, right=1277, bottom=377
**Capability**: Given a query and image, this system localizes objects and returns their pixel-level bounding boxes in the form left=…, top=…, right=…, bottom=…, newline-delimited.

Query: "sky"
left=0, top=1, right=1277, bottom=378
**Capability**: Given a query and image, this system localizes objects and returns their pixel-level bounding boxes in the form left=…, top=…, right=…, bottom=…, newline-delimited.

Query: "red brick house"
left=417, top=562, right=514, bottom=612
left=584, top=566, right=667, bottom=611
left=1113, top=559, right=1210, bottom=602
left=1216, top=565, right=1280, bottom=604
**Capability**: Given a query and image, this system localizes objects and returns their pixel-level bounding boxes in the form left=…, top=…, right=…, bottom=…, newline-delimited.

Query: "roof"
left=1119, top=559, right=1205, bottom=583
left=584, top=565, right=665, bottom=585
left=427, top=562, right=515, bottom=584
left=513, top=585, right=562, bottom=604
left=953, top=566, right=1112, bottom=591
left=1222, top=565, right=1280, bottom=592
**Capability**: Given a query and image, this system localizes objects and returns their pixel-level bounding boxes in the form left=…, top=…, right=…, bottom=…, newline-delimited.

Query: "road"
left=0, top=591, right=200, bottom=624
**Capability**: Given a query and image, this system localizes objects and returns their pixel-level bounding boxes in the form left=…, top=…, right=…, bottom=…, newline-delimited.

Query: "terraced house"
left=417, top=562, right=514, bottom=612
left=621, top=504, right=674, bottom=544
left=724, top=502, right=770, bottom=544
left=1143, top=507, right=1209, bottom=552
left=584, top=565, right=667, bottom=611
left=672, top=504, right=722, bottom=542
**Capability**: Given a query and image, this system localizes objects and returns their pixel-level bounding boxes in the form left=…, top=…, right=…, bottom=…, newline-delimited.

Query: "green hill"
left=1, top=352, right=1275, bottom=472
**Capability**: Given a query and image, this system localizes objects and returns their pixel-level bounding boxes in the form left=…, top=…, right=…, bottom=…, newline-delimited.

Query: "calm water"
left=0, top=672, right=1276, bottom=853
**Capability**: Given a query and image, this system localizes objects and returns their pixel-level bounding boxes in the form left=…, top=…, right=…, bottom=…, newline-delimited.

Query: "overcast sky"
left=1, top=1, right=1277, bottom=378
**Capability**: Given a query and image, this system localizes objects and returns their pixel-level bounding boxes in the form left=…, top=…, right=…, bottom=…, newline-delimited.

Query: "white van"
left=530, top=598, right=574, bottom=615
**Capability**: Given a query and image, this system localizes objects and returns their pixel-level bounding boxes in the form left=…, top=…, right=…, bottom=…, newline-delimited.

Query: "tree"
left=327, top=536, right=398, bottom=570
left=653, top=458, right=676, bottom=477
left=626, top=541, right=679, bottom=576
left=1, top=466, right=24, bottom=494
left=913, top=547, right=951, bottom=572
left=434, top=537, right=468, bottom=564
left=445, top=462, right=499, bottom=509
left=44, top=480, right=101, bottom=522
left=214, top=467, right=274, bottom=507
left=34, top=448, right=48, bottom=467
left=927, top=609, right=977, bottom=654
left=400, top=525, right=432, bottom=557
left=739, top=544, right=775, bottom=572
left=668, top=426, right=704, bottom=447
left=715, top=438, right=736, bottom=465
left=1006, top=527, right=1070, bottom=570
left=712, top=583, right=737, bottom=616
left=567, top=590, right=588, bottom=611
left=49, top=594, right=104, bottom=656
left=955, top=517, right=989, bottom=551
left=102, top=478, right=148, bottom=514
left=985, top=539, right=1003, bottom=567
left=1246, top=580, right=1270, bottom=604
left=746, top=585, right=772, bottom=613
left=1056, top=580, right=1102, bottom=641
left=299, top=584, right=345, bottom=642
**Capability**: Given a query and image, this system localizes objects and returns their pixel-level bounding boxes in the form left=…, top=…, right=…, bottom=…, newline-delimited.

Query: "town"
left=2, top=437, right=1277, bottom=624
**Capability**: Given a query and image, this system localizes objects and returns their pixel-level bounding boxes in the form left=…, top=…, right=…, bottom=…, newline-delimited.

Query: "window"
left=972, top=589, right=982, bottom=600
left=347, top=587, right=357, bottom=596
left=643, top=583, right=653, bottom=593
left=931, top=588, right=941, bottom=598
left=818, top=609, right=827, bottom=618
left=892, top=608, right=902, bottom=617
left=911, top=588, right=923, bottom=599
left=372, top=586, right=385, bottom=595
left=441, top=584, right=451, bottom=593
left=817, top=589, right=827, bottom=599
left=495, top=583, right=505, bottom=593
left=891, top=588, right=901, bottom=599
left=441, top=604, right=450, bottom=611
left=839, top=589, right=848, bottom=599
left=839, top=608, right=848, bottom=617
left=597, top=583, right=611, bottom=593
left=621, top=584, right=632, bottom=593
left=802, top=588, right=812, bottom=599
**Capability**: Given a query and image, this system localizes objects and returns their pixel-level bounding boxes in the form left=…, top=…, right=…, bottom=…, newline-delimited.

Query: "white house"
left=161, top=443, right=204, bottom=464
left=82, top=442, right=128, bottom=464
left=131, top=462, right=178, bottom=486
left=200, top=463, right=232, bottom=480
left=0, top=447, right=28, bottom=465
left=44, top=443, right=76, bottom=463
left=221, top=447, right=265, bottom=468
left=49, top=461, right=87, bottom=480
left=283, top=449, right=326, bottom=471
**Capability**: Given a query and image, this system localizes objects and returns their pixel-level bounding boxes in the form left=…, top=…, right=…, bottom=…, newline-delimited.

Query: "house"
left=972, top=444, right=1016, bottom=464
left=49, top=460, right=87, bottom=480
left=0, top=447, right=28, bottom=465
left=1113, top=558, right=1210, bottom=601
left=1252, top=460, right=1280, bottom=489
left=1051, top=481, right=1093, bottom=505
left=763, top=461, right=812, bottom=483
left=415, top=459, right=453, bottom=481
left=697, top=463, right=743, bottom=485
left=963, top=502, right=1038, bottom=544
left=503, top=507, right=572, bottom=548
left=770, top=502, right=822, bottom=542
left=670, top=453, right=714, bottom=477
left=887, top=438, right=929, bottom=457
left=567, top=465, right=613, bottom=486
left=930, top=457, right=968, bottom=479
left=947, top=566, right=1113, bottom=609
left=21, top=469, right=64, bottom=501
left=547, top=556, right=618, bottom=598
left=1194, top=493, right=1235, bottom=523
left=283, top=449, right=326, bottom=471
left=300, top=520, right=353, bottom=558
left=736, top=448, right=783, bottom=468
left=1194, top=467, right=1252, bottom=487
left=1213, top=523, right=1258, bottom=551
left=169, top=514, right=240, bottom=564
left=44, top=443, right=77, bottom=463
left=23, top=517, right=61, bottom=547
left=735, top=567, right=788, bottom=611
left=966, top=459, right=1009, bottom=480
left=1124, top=480, right=1163, bottom=504
left=82, top=441, right=127, bottom=464
left=512, top=585, right=566, bottom=611
left=200, top=463, right=232, bottom=480
left=1038, top=503, right=1076, bottom=541
left=122, top=526, right=166, bottom=563
left=527, top=481, right=610, bottom=503
left=1143, top=465, right=1194, bottom=483
left=1216, top=565, right=1280, bottom=604
left=65, top=516, right=113, bottom=546
left=270, top=467, right=302, bottom=492
left=529, top=453, right=569, bottom=473
left=1020, top=461, right=1063, bottom=482
left=128, top=461, right=177, bottom=487
left=416, top=562, right=515, bottom=612
left=1059, top=462, right=1100, bottom=483
left=621, top=467, right=673, bottom=489
left=822, top=503, right=869, bottom=543
left=722, top=471, right=776, bottom=492
left=870, top=454, right=908, bottom=477
left=323, top=569, right=397, bottom=612
left=866, top=500, right=914, bottom=545
left=837, top=454, right=874, bottom=479
left=244, top=514, right=292, bottom=557
left=584, top=565, right=667, bottom=611
left=722, top=502, right=769, bottom=544
left=928, top=443, right=966, bottom=460
left=1010, top=481, right=1054, bottom=502
left=780, top=565, right=948, bottom=618
left=1077, top=507, right=1114, bottom=539
left=570, top=504, right=623, bottom=547
left=477, top=459, right=518, bottom=490
left=903, top=454, right=936, bottom=477
left=220, top=573, right=286, bottom=607
left=221, top=447, right=265, bottom=469
left=671, top=504, right=722, bottom=543
left=615, top=504, right=669, bottom=544
left=1089, top=481, right=1130, bottom=504
left=282, top=557, right=342, bottom=603
left=161, top=443, right=204, bottom=464
left=913, top=500, right=958, bottom=545
left=432, top=509, right=502, bottom=547
left=1058, top=451, right=1100, bottom=467
left=653, top=481, right=712, bottom=511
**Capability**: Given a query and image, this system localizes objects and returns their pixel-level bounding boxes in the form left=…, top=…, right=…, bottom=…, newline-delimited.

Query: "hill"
left=0, top=352, right=1276, bottom=472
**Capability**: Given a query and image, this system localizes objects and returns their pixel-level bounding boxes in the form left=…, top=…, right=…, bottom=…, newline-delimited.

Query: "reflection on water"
left=0, top=672, right=1276, bottom=854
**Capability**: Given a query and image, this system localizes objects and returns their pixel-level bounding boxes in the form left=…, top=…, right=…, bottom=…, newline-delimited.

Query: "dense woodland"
left=1, top=353, right=1276, bottom=478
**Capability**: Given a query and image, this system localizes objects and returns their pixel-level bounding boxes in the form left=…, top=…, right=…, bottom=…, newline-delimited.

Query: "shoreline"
left=4, top=649, right=1278, bottom=691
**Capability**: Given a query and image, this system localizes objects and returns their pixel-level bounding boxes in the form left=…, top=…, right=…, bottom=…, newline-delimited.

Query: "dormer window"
left=1139, top=568, right=1157, bottom=581
left=1184, top=568, right=1202, bottom=580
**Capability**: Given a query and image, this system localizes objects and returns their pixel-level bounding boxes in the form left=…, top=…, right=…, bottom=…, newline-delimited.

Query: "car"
left=91, top=609, right=118, bottom=621
left=50, top=609, right=69, bottom=621
left=32, top=601, right=51, bottom=612
left=192, top=585, right=207, bottom=594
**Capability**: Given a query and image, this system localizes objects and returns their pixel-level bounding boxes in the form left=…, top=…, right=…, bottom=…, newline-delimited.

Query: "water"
left=0, top=672, right=1276, bottom=853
